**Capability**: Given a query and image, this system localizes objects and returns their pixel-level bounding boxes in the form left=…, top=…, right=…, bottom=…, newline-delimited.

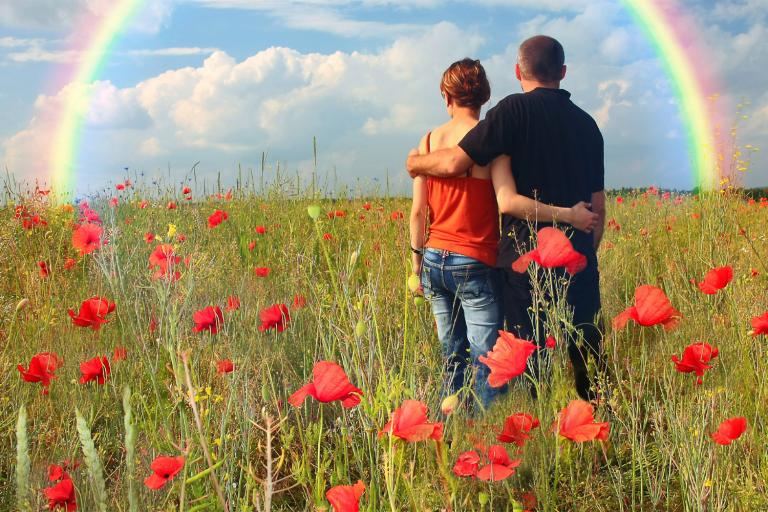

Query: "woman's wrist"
left=561, top=206, right=573, bottom=225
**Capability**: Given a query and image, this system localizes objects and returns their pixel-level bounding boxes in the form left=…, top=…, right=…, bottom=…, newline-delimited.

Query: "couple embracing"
left=407, top=36, right=606, bottom=411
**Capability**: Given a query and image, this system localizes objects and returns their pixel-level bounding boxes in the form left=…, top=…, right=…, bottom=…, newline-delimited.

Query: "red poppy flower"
left=554, top=400, right=610, bottom=442
left=38, top=261, right=50, bottom=278
left=390, top=211, right=404, bottom=220
left=379, top=399, right=443, bottom=442
left=254, top=267, right=270, bottom=277
left=288, top=361, right=363, bottom=408
left=248, top=240, right=256, bottom=251
left=326, top=480, right=365, bottom=512
left=452, top=446, right=521, bottom=481
left=18, top=352, right=63, bottom=392
left=497, top=413, right=540, bottom=446
left=323, top=233, right=333, bottom=241
left=109, top=197, right=119, bottom=207
left=71, top=223, right=103, bottom=256
left=511, top=227, right=587, bottom=275
left=192, top=306, right=224, bottom=334
left=208, top=209, right=229, bottom=228
left=259, top=304, right=290, bottom=332
left=79, top=356, right=110, bottom=385
left=144, top=232, right=155, bottom=243
left=327, top=210, right=346, bottom=219
left=749, top=312, right=768, bottom=336
left=113, top=346, right=127, bottom=362
left=48, top=464, right=67, bottom=482
left=698, top=266, right=733, bottom=294
left=116, top=183, right=125, bottom=191
left=144, top=455, right=185, bottom=490
left=139, top=200, right=149, bottom=209
left=476, top=445, right=521, bottom=482
left=226, top=295, right=241, bottom=311
left=149, top=316, right=158, bottom=334
left=149, top=244, right=181, bottom=279
left=68, top=296, right=116, bottom=330
left=255, top=225, right=267, bottom=234
left=612, top=285, right=681, bottom=331
left=452, top=450, right=481, bottom=477
left=217, top=359, right=235, bottom=374
left=167, top=201, right=177, bottom=210
left=63, top=258, right=76, bottom=270
left=362, top=202, right=372, bottom=211
left=478, top=330, right=537, bottom=388
left=182, top=186, right=191, bottom=194
left=545, top=336, right=557, bottom=349
left=293, top=294, right=307, bottom=309
left=671, top=342, right=718, bottom=385
left=710, top=417, right=747, bottom=445
left=43, top=477, right=76, bottom=511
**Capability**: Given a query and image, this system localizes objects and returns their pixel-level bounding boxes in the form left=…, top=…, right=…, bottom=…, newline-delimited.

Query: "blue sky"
left=1, top=0, right=766, bottom=195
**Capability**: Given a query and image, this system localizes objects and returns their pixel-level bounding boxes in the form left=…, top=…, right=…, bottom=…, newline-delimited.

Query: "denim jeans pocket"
left=452, top=266, right=496, bottom=308
left=421, top=262, right=435, bottom=300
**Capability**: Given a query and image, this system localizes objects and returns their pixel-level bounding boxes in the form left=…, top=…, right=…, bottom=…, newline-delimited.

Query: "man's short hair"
left=518, top=35, right=565, bottom=83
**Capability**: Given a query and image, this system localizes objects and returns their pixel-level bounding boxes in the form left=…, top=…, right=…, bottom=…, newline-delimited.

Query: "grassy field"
left=1, top=181, right=767, bottom=511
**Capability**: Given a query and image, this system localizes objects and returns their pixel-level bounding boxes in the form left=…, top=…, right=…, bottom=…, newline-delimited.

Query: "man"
left=406, top=35, right=606, bottom=401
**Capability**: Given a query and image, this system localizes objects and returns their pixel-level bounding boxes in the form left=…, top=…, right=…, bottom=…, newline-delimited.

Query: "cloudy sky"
left=0, top=0, right=766, bottom=195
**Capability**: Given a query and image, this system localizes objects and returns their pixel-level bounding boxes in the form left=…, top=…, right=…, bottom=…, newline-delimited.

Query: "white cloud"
left=125, top=47, right=219, bottom=57
left=1, top=0, right=766, bottom=191
left=0, top=0, right=173, bottom=33
left=1, top=22, right=484, bottom=192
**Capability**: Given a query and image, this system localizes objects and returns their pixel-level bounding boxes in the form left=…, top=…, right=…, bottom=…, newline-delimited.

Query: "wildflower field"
left=1, top=180, right=767, bottom=511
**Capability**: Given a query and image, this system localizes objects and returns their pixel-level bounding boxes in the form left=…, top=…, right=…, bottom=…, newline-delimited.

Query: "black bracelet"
left=410, top=246, right=424, bottom=256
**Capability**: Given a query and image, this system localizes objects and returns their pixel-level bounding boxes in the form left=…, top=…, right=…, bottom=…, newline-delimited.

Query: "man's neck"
left=520, top=80, right=560, bottom=92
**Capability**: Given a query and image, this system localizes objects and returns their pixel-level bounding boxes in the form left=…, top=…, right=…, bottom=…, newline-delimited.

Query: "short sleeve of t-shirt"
left=592, top=129, right=605, bottom=193
left=458, top=97, right=515, bottom=167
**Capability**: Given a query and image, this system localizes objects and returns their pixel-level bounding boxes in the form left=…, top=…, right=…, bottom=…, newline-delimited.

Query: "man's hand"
left=406, top=146, right=475, bottom=179
left=406, top=148, right=419, bottom=178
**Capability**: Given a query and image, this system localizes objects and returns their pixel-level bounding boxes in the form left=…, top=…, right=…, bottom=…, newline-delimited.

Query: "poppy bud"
left=349, top=249, right=360, bottom=267
left=478, top=492, right=490, bottom=506
left=355, top=320, right=366, bottom=338
left=407, top=274, right=420, bottom=293
left=261, top=380, right=270, bottom=402
left=307, top=205, right=321, bottom=220
left=413, top=296, right=425, bottom=307
left=16, top=298, right=30, bottom=312
left=440, top=394, right=459, bottom=415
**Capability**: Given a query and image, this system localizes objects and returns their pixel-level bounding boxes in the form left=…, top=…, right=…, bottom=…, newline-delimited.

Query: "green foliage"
left=0, top=185, right=766, bottom=510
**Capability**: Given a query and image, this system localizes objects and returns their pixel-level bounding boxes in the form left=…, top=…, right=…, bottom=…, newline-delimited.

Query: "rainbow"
left=51, top=0, right=144, bottom=195
left=619, top=0, right=719, bottom=189
left=50, top=0, right=721, bottom=193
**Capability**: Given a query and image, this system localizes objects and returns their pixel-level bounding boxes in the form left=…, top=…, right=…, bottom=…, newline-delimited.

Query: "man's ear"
left=561, top=65, right=567, bottom=81
left=444, top=92, right=452, bottom=109
left=515, top=63, right=522, bottom=81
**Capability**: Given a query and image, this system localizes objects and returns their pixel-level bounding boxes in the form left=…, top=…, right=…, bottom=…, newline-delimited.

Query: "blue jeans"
left=420, top=248, right=504, bottom=409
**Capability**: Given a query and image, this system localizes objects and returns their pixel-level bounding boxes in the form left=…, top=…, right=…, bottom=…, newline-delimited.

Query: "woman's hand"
left=567, top=201, right=599, bottom=233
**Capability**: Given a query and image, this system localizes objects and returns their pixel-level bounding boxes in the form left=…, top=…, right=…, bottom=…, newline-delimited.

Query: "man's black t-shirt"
left=458, top=87, right=604, bottom=268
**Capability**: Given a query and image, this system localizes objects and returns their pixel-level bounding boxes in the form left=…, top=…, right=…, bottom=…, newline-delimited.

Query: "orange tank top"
left=425, top=132, right=499, bottom=267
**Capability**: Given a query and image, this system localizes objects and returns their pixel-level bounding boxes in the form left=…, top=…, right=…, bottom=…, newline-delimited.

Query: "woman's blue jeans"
left=420, top=248, right=504, bottom=409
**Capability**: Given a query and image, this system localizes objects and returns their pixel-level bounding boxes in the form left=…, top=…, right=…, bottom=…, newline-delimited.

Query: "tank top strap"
left=426, top=131, right=431, bottom=153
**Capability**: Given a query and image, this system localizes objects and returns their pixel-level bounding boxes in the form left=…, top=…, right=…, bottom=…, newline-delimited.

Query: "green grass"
left=1, top=183, right=766, bottom=511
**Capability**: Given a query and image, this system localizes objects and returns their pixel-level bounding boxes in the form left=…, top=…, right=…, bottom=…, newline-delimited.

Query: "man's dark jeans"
left=498, top=262, right=603, bottom=400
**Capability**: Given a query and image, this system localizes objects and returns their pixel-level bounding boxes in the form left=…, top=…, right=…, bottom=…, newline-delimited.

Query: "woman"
left=409, top=58, right=596, bottom=410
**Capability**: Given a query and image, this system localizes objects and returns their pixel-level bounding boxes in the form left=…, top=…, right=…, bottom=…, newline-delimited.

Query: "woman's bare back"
left=427, top=118, right=491, bottom=179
